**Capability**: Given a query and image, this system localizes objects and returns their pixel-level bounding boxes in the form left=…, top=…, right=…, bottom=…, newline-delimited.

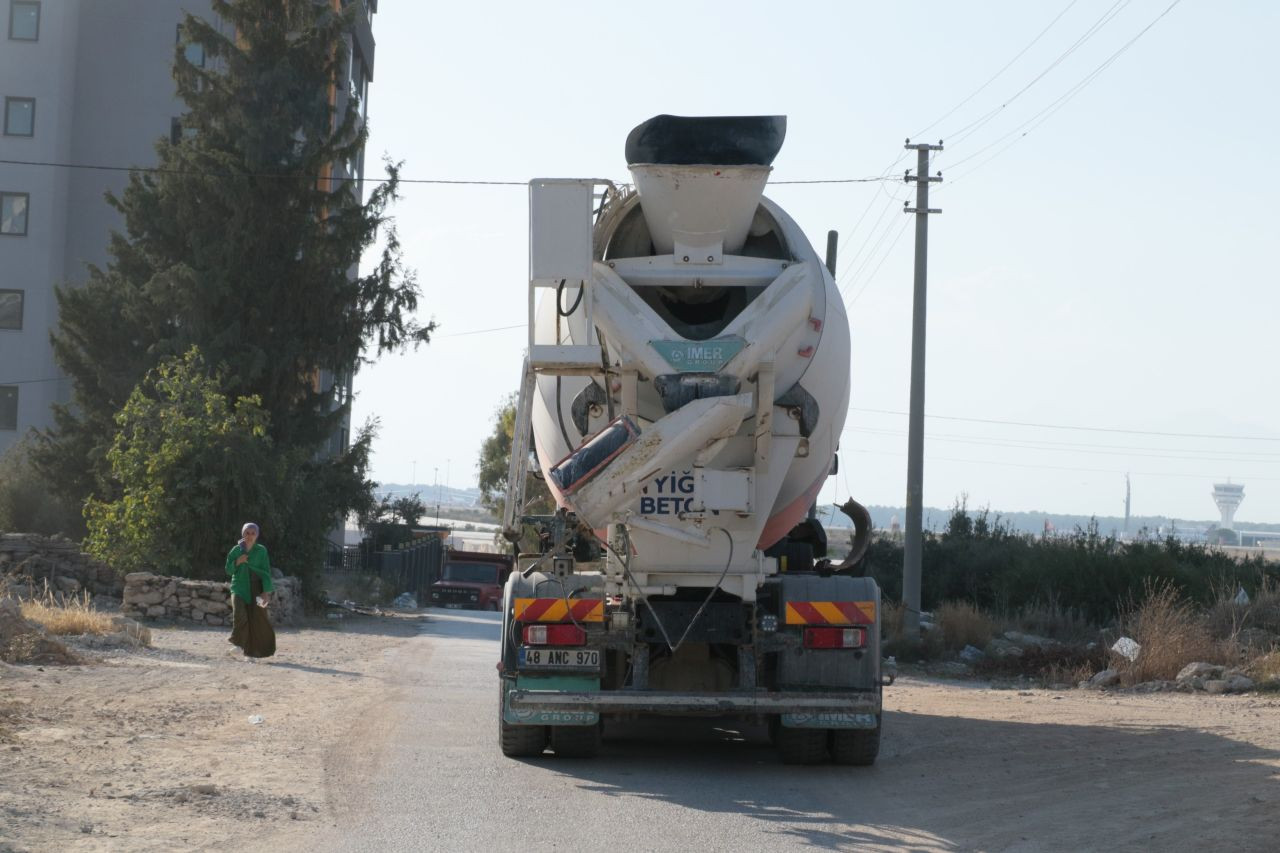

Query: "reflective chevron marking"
left=514, top=597, right=604, bottom=623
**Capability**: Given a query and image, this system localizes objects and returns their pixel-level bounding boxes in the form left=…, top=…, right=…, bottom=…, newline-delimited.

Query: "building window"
left=0, top=289, right=21, bottom=330
left=8, top=1, right=39, bottom=41
left=0, top=192, right=28, bottom=236
left=169, top=117, right=197, bottom=145
left=3, top=97, right=34, bottom=136
left=0, top=386, right=16, bottom=431
left=176, top=23, right=205, bottom=67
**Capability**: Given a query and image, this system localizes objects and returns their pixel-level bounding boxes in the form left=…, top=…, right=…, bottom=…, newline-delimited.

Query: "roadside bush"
left=0, top=439, right=84, bottom=539
left=1115, top=581, right=1232, bottom=683
left=974, top=644, right=1107, bottom=686
left=936, top=601, right=994, bottom=652
left=862, top=503, right=1280, bottom=625
left=999, top=600, right=1098, bottom=645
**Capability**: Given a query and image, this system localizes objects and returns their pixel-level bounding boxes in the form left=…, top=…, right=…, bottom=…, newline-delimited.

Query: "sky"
left=350, top=0, right=1280, bottom=526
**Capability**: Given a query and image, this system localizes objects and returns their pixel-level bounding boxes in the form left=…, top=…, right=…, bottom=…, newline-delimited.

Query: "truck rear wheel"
left=499, top=684, right=547, bottom=757
left=776, top=726, right=827, bottom=765
left=500, top=716, right=547, bottom=757
left=830, top=717, right=881, bottom=766
left=550, top=724, right=600, bottom=758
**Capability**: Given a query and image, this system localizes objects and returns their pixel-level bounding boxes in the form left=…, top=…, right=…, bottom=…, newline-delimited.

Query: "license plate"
left=445, top=603, right=465, bottom=609
left=520, top=647, right=600, bottom=669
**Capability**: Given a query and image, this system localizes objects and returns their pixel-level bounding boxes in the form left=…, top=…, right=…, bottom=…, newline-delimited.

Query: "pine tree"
left=36, top=0, right=424, bottom=582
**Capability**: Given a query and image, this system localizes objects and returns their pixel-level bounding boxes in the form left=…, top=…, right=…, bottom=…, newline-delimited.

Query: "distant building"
left=0, top=0, right=377, bottom=455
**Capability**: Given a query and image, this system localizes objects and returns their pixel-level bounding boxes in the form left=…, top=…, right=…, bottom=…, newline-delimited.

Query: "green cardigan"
left=225, top=542, right=274, bottom=604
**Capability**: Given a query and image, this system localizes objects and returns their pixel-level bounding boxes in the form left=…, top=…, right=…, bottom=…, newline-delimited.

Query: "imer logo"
left=638, top=470, right=695, bottom=515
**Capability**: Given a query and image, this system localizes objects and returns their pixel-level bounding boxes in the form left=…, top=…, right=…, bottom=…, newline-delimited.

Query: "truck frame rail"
left=508, top=687, right=881, bottom=715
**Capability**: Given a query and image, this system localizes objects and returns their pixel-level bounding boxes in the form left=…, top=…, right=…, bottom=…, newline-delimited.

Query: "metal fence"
left=328, top=537, right=446, bottom=597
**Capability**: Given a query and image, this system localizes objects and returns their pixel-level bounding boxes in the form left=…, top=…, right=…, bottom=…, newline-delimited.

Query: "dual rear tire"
left=498, top=720, right=600, bottom=759
left=775, top=715, right=881, bottom=766
left=498, top=684, right=600, bottom=758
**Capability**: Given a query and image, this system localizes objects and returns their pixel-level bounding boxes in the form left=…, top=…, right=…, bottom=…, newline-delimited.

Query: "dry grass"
left=1207, top=576, right=1280, bottom=639
left=19, top=583, right=115, bottom=637
left=975, top=644, right=1107, bottom=686
left=881, top=600, right=904, bottom=641
left=936, top=601, right=994, bottom=652
left=1002, top=600, right=1098, bottom=645
left=1116, top=580, right=1233, bottom=683
left=1247, top=651, right=1280, bottom=691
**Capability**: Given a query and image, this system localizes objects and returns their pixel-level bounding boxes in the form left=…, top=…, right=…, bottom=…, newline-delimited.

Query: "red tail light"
left=803, top=627, right=866, bottom=649
left=523, top=624, right=587, bottom=646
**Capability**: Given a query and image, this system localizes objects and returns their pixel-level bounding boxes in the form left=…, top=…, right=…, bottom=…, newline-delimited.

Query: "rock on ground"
left=1178, top=662, right=1226, bottom=683
left=1085, top=668, right=1121, bottom=689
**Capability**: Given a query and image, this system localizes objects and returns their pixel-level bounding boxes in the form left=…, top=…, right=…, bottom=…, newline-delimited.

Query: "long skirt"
left=229, top=574, right=276, bottom=659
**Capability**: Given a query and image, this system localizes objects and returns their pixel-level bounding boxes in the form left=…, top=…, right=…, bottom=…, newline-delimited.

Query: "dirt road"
left=3, top=610, right=1279, bottom=851
left=302, top=611, right=1280, bottom=853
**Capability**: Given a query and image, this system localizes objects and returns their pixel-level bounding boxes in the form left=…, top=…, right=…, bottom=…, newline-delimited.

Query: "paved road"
left=302, top=610, right=1279, bottom=853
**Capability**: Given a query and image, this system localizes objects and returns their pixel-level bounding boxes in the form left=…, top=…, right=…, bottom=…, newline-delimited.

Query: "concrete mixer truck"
left=497, top=115, right=888, bottom=765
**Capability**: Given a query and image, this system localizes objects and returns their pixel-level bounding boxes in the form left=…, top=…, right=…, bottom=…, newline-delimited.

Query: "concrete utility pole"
left=902, top=139, right=942, bottom=638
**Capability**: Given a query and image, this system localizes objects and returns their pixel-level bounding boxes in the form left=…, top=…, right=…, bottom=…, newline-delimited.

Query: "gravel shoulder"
left=0, top=614, right=422, bottom=852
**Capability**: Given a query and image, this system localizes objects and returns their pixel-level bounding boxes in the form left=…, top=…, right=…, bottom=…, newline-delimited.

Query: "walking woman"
left=226, top=522, right=276, bottom=659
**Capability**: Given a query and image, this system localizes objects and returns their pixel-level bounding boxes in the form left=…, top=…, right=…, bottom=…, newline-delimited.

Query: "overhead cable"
left=0, top=157, right=893, bottom=188
left=847, top=405, right=1280, bottom=442
left=912, top=0, right=1082, bottom=139
left=945, top=0, right=1132, bottom=147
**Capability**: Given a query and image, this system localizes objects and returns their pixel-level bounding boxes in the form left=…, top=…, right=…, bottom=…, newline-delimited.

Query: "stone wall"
left=0, top=533, right=123, bottom=599
left=122, top=570, right=301, bottom=627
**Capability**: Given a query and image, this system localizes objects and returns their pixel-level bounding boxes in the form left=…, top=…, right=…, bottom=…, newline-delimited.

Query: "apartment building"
left=0, top=0, right=376, bottom=455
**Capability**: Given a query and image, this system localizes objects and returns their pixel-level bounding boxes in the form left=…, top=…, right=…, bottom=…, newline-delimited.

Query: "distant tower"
left=1124, top=474, right=1131, bottom=534
left=1212, top=482, right=1245, bottom=530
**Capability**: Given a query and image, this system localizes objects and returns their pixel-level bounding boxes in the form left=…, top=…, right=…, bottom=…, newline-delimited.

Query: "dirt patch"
left=0, top=596, right=81, bottom=666
left=0, top=613, right=423, bottom=851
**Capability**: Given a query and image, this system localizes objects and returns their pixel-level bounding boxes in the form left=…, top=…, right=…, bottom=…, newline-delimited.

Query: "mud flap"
left=781, top=712, right=879, bottom=729
left=503, top=675, right=600, bottom=727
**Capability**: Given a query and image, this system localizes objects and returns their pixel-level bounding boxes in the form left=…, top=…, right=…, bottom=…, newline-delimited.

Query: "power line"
left=844, top=424, right=1280, bottom=459
left=945, top=0, right=1131, bottom=147
left=836, top=181, right=909, bottom=291
left=847, top=405, right=1280, bottom=442
left=0, top=157, right=527, bottom=185
left=912, top=0, right=1082, bottom=139
left=0, top=157, right=895, bottom=188
left=843, top=447, right=1280, bottom=483
left=0, top=376, right=69, bottom=386
left=846, top=216, right=914, bottom=309
left=438, top=323, right=524, bottom=337
left=771, top=176, right=897, bottom=185
left=843, top=425, right=1280, bottom=465
left=945, top=0, right=1184, bottom=175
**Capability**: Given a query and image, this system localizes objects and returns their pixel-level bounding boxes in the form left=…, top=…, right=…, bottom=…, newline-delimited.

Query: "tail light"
left=523, top=624, right=586, bottom=646
left=803, top=627, right=865, bottom=649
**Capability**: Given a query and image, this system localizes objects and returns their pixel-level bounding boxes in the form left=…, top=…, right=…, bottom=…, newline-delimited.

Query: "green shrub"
left=862, top=503, right=1279, bottom=625
left=0, top=439, right=84, bottom=538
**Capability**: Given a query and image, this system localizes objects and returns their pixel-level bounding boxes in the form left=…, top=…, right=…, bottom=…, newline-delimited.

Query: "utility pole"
left=902, top=139, right=942, bottom=639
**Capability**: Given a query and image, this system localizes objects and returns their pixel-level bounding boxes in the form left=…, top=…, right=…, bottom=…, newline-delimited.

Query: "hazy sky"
left=350, top=0, right=1280, bottom=525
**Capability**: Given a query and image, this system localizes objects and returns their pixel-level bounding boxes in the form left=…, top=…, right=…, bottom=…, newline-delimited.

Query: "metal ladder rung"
left=529, top=344, right=603, bottom=373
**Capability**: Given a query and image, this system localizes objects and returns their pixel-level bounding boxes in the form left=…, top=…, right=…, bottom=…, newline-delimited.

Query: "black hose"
left=556, top=278, right=584, bottom=317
